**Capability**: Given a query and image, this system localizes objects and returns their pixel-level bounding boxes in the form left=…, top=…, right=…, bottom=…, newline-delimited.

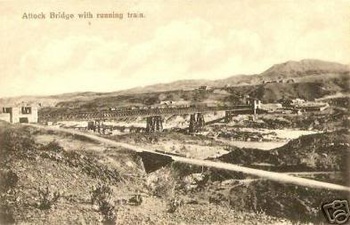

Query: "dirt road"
left=27, top=124, right=350, bottom=192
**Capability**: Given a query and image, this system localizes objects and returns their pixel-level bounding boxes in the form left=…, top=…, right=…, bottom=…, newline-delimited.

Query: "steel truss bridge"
left=39, top=103, right=262, bottom=133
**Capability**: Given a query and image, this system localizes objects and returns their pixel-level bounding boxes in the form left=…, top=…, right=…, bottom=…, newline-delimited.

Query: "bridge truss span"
left=39, top=105, right=257, bottom=122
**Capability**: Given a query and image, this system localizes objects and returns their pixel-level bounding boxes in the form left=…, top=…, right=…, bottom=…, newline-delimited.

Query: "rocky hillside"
left=0, top=122, right=143, bottom=224
left=205, top=130, right=350, bottom=223
left=260, top=59, right=350, bottom=79
left=270, top=130, right=350, bottom=172
left=217, top=130, right=350, bottom=175
left=1, top=59, right=349, bottom=107
left=220, top=179, right=348, bottom=223
left=0, top=122, right=300, bottom=225
left=246, top=78, right=348, bottom=102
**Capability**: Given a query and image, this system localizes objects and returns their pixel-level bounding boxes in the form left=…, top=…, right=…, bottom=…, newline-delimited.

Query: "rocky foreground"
left=1, top=121, right=349, bottom=224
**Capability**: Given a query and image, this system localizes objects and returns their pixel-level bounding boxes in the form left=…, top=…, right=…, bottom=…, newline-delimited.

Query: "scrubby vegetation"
left=217, top=130, right=350, bottom=174
left=0, top=122, right=123, bottom=224
left=36, top=187, right=61, bottom=210
left=90, top=184, right=117, bottom=225
left=0, top=117, right=348, bottom=224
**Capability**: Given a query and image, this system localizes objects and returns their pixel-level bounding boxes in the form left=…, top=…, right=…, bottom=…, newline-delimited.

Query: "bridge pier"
left=197, top=113, right=205, bottom=127
left=225, top=111, right=234, bottom=123
left=87, top=121, right=95, bottom=131
left=189, top=113, right=205, bottom=133
left=87, top=120, right=106, bottom=134
left=146, top=116, right=163, bottom=133
left=96, top=120, right=100, bottom=133
left=253, top=99, right=260, bottom=120
left=95, top=120, right=104, bottom=134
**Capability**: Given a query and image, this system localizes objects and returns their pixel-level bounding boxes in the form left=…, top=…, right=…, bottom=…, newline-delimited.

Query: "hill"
left=246, top=77, right=348, bottom=102
left=217, top=130, right=350, bottom=175
left=260, top=59, right=350, bottom=79
left=0, top=59, right=349, bottom=107
left=270, top=130, right=350, bottom=172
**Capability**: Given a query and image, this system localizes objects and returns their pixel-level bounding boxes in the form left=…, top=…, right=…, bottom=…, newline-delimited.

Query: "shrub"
left=167, top=197, right=184, bottom=213
left=3, top=170, right=19, bottom=190
left=40, top=141, right=63, bottom=153
left=91, top=184, right=113, bottom=205
left=37, top=187, right=60, bottom=210
left=90, top=184, right=117, bottom=225
left=0, top=129, right=37, bottom=162
left=150, top=176, right=175, bottom=198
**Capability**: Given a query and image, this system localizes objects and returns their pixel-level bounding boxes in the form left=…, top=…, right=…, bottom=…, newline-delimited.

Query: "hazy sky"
left=1, top=0, right=349, bottom=97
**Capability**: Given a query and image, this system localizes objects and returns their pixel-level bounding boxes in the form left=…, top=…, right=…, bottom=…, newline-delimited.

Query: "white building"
left=0, top=106, right=38, bottom=123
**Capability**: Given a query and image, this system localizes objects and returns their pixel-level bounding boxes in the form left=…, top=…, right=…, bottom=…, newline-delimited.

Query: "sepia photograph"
left=0, top=0, right=349, bottom=224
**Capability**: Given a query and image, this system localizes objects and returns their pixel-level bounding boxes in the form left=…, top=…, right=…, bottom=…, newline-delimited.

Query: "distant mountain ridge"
left=0, top=59, right=349, bottom=106
left=260, top=59, right=350, bottom=78
left=120, top=59, right=349, bottom=94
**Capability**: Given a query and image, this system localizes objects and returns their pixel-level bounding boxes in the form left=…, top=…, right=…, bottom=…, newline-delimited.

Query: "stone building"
left=0, top=106, right=38, bottom=123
